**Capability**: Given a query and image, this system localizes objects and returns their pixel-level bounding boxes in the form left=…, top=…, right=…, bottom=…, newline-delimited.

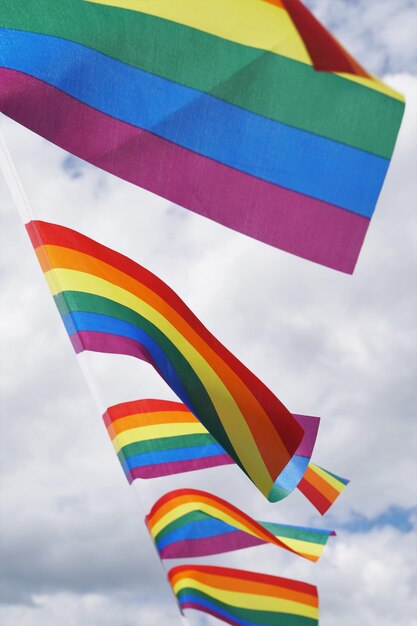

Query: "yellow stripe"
left=109, top=411, right=197, bottom=434
left=111, top=422, right=207, bottom=451
left=85, top=0, right=403, bottom=100
left=309, top=463, right=344, bottom=493
left=45, top=267, right=273, bottom=495
left=172, top=577, right=318, bottom=618
left=276, top=536, right=322, bottom=558
left=151, top=503, right=323, bottom=559
left=151, top=502, right=265, bottom=541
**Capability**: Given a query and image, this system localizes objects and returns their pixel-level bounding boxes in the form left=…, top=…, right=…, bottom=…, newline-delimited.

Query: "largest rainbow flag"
left=0, top=0, right=404, bottom=272
left=27, top=219, right=304, bottom=500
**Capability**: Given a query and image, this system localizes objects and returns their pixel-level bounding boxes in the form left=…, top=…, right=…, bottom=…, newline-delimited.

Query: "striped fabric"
left=270, top=413, right=319, bottom=502
left=298, top=463, right=350, bottom=515
left=146, top=489, right=335, bottom=563
left=0, top=1, right=404, bottom=272
left=104, top=398, right=348, bottom=512
left=104, top=399, right=235, bottom=481
left=169, top=564, right=319, bottom=626
left=27, top=220, right=304, bottom=500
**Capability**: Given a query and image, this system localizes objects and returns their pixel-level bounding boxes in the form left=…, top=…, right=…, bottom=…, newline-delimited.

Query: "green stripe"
left=177, top=587, right=317, bottom=626
left=0, top=0, right=403, bottom=158
left=154, top=511, right=330, bottom=547
left=154, top=510, right=210, bottom=543
left=54, top=291, right=241, bottom=469
left=313, top=465, right=348, bottom=483
left=119, top=433, right=218, bottom=458
left=260, top=522, right=329, bottom=545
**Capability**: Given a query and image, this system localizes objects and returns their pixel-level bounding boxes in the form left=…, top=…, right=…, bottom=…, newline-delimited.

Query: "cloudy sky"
left=1, top=1, right=416, bottom=625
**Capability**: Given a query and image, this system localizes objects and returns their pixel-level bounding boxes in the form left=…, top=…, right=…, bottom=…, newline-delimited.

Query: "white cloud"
left=306, top=0, right=417, bottom=75
left=0, top=2, right=416, bottom=625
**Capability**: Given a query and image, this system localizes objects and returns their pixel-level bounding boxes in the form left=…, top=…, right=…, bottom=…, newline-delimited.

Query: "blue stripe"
left=274, top=454, right=310, bottom=492
left=157, top=518, right=238, bottom=551
left=0, top=28, right=388, bottom=217
left=62, top=311, right=192, bottom=409
left=177, top=593, right=260, bottom=626
left=123, top=442, right=228, bottom=469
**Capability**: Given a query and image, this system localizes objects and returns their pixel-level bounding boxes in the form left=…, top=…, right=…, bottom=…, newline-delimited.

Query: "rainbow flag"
left=0, top=1, right=404, bottom=273
left=27, top=220, right=304, bottom=500
left=298, top=463, right=350, bottom=515
left=146, top=489, right=335, bottom=563
left=168, top=564, right=319, bottom=626
left=104, top=398, right=348, bottom=512
left=104, top=399, right=234, bottom=480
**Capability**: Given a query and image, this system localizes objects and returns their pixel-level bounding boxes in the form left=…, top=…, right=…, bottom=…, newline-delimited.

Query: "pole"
left=0, top=117, right=191, bottom=626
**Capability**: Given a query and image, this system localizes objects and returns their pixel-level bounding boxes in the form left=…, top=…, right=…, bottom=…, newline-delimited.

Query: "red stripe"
left=280, top=0, right=370, bottom=77
left=147, top=489, right=294, bottom=555
left=28, top=220, right=303, bottom=458
left=297, top=477, right=332, bottom=515
left=168, top=565, right=317, bottom=596
left=105, top=398, right=188, bottom=424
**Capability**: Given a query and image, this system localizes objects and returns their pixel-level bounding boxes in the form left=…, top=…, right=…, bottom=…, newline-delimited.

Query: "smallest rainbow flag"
left=168, top=564, right=319, bottom=626
left=298, top=463, right=350, bottom=515
left=146, top=488, right=335, bottom=563
left=104, top=399, right=349, bottom=514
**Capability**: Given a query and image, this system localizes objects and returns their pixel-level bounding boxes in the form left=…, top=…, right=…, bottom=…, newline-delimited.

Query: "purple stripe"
left=161, top=532, right=264, bottom=559
left=180, top=602, right=240, bottom=626
left=69, top=330, right=155, bottom=363
left=0, top=69, right=369, bottom=273
left=129, top=455, right=234, bottom=480
left=293, top=414, right=320, bottom=458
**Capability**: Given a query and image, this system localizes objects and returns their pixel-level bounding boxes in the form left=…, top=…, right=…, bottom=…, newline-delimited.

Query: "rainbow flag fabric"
left=1, top=1, right=404, bottom=273
left=104, top=398, right=348, bottom=512
left=168, top=564, right=319, bottom=626
left=146, top=489, right=335, bottom=563
left=270, top=413, right=319, bottom=501
left=104, top=399, right=235, bottom=481
left=298, top=463, right=350, bottom=515
left=27, top=220, right=304, bottom=500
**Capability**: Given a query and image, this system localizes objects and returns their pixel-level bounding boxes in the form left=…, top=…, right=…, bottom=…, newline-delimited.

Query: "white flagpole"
left=0, top=121, right=33, bottom=222
left=0, top=117, right=192, bottom=626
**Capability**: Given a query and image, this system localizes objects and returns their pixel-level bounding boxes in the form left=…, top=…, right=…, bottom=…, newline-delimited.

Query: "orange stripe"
left=303, top=467, right=338, bottom=502
left=148, top=493, right=268, bottom=541
left=148, top=495, right=267, bottom=541
left=107, top=399, right=188, bottom=421
left=147, top=493, right=296, bottom=556
left=262, top=0, right=285, bottom=8
left=170, top=570, right=318, bottom=606
left=41, top=243, right=291, bottom=475
left=107, top=411, right=198, bottom=436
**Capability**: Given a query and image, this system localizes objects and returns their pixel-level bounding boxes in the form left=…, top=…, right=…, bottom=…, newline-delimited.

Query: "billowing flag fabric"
left=104, top=398, right=348, bottom=512
left=104, top=399, right=234, bottom=481
left=168, top=564, right=319, bottom=626
left=298, top=463, right=350, bottom=515
left=0, top=0, right=404, bottom=273
left=27, top=220, right=304, bottom=500
left=270, top=412, right=319, bottom=501
left=146, top=488, right=335, bottom=563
